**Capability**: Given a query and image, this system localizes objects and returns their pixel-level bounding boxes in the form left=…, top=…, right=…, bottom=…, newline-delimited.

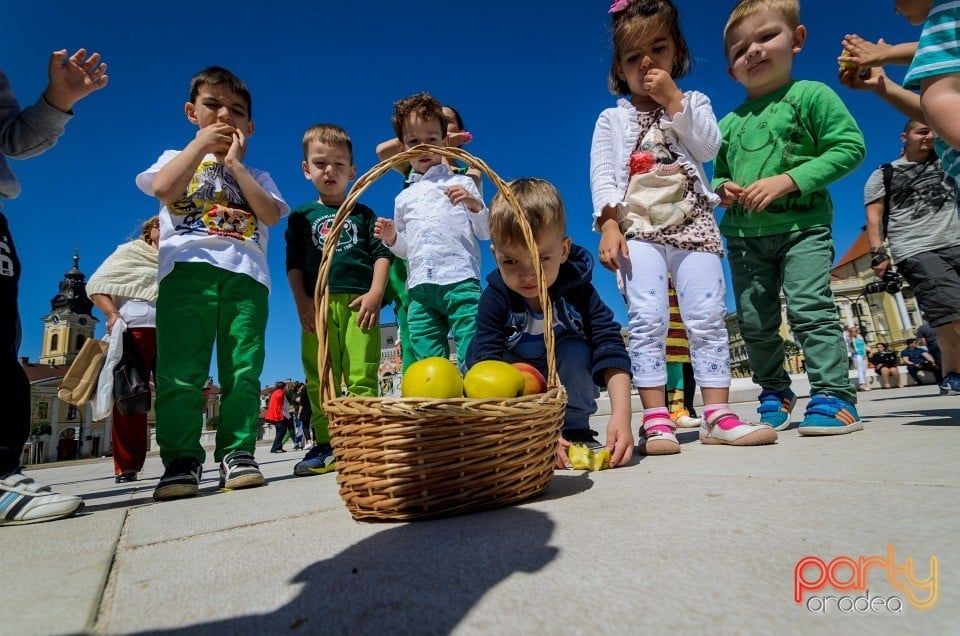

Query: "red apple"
left=511, top=362, right=547, bottom=395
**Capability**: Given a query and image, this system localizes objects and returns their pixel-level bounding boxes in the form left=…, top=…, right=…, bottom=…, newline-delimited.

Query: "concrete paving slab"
left=4, top=385, right=957, bottom=635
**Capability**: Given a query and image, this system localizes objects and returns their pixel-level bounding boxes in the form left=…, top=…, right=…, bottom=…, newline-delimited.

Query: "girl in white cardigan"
left=591, top=0, right=776, bottom=454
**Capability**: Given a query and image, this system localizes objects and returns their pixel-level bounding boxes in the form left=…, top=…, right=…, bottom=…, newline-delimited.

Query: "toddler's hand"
left=374, top=218, right=397, bottom=246
left=739, top=174, right=797, bottom=211
left=716, top=181, right=744, bottom=208
left=447, top=131, right=473, bottom=147
left=839, top=65, right=886, bottom=92
left=605, top=417, right=634, bottom=468
left=295, top=296, right=316, bottom=334
left=643, top=68, right=684, bottom=113
left=446, top=185, right=483, bottom=212
left=597, top=223, right=628, bottom=273
left=840, top=35, right=889, bottom=68
left=44, top=48, right=108, bottom=113
left=555, top=436, right=572, bottom=470
left=349, top=293, right=382, bottom=330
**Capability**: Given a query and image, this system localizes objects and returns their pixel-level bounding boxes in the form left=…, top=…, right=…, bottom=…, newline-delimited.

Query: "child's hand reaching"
left=839, top=35, right=890, bottom=68
left=374, top=218, right=397, bottom=246
left=555, top=436, right=572, bottom=469
left=43, top=48, right=108, bottom=113
left=445, top=185, right=483, bottom=212
left=349, top=292, right=382, bottom=330
left=605, top=415, right=634, bottom=468
left=840, top=65, right=888, bottom=93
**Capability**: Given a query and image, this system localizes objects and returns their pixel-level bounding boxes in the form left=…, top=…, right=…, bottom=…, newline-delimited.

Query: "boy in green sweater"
left=713, top=0, right=865, bottom=435
left=286, top=124, right=392, bottom=476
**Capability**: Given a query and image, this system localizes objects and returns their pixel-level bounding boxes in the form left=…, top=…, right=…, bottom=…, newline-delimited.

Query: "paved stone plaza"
left=3, top=384, right=957, bottom=635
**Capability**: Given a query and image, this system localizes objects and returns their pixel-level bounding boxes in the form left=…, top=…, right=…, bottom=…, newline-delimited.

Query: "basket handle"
left=314, top=144, right=559, bottom=402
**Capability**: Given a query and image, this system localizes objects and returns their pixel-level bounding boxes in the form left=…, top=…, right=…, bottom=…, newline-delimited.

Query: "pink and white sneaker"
left=699, top=410, right=778, bottom=446
left=638, top=420, right=680, bottom=455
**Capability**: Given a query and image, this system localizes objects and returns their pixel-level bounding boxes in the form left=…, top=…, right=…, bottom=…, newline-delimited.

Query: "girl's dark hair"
left=443, top=105, right=465, bottom=132
left=608, top=0, right=691, bottom=95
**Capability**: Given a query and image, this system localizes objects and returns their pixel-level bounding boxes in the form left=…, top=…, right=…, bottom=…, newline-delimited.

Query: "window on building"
left=67, top=404, right=77, bottom=420
left=75, top=334, right=85, bottom=350
left=50, top=333, right=59, bottom=351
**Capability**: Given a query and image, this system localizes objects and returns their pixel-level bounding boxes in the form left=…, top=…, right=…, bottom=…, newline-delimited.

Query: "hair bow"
left=609, top=0, right=633, bottom=13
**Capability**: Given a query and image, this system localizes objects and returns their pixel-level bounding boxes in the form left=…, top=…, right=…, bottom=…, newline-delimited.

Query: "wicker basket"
left=314, top=145, right=567, bottom=521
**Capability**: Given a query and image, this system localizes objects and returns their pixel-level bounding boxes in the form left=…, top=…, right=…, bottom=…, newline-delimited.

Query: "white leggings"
left=621, top=240, right=731, bottom=388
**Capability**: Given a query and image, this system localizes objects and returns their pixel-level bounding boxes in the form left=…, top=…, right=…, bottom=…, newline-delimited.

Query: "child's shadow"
left=133, top=506, right=558, bottom=635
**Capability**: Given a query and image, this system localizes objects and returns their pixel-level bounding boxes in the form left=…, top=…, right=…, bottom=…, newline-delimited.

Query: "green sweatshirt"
left=285, top=201, right=392, bottom=297
left=712, top=80, right=865, bottom=237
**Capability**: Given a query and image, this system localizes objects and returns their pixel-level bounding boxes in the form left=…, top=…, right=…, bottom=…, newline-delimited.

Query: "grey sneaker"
left=219, top=450, right=264, bottom=490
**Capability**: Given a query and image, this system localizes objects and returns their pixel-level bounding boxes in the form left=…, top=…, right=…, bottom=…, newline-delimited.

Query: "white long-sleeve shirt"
left=389, top=164, right=489, bottom=288
left=589, top=93, right=721, bottom=231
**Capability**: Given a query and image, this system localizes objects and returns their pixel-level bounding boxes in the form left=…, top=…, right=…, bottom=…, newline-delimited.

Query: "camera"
left=865, top=270, right=904, bottom=295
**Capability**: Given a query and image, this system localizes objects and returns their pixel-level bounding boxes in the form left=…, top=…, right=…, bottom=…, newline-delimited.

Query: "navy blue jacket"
left=466, top=244, right=630, bottom=386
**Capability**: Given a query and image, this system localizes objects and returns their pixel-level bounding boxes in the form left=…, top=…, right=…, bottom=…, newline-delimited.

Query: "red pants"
left=112, top=328, right=156, bottom=475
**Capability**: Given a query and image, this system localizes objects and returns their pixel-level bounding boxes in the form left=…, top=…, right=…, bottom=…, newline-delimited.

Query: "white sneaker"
left=699, top=411, right=778, bottom=446
left=0, top=471, right=84, bottom=525
left=670, top=409, right=702, bottom=428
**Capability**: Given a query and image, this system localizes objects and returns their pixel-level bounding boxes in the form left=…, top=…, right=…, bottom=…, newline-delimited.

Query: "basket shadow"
left=129, top=507, right=558, bottom=635
left=531, top=471, right=595, bottom=502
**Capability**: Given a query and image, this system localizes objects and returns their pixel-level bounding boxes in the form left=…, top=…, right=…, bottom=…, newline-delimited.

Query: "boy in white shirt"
left=136, top=66, right=288, bottom=501
left=375, top=93, right=488, bottom=365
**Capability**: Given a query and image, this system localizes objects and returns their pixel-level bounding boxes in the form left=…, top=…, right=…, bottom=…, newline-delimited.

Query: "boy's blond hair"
left=301, top=123, right=353, bottom=162
left=490, top=178, right=566, bottom=247
left=392, top=92, right=447, bottom=141
left=723, top=0, right=801, bottom=58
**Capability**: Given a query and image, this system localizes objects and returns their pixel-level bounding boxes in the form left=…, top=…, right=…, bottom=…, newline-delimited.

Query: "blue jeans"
left=505, top=333, right=598, bottom=432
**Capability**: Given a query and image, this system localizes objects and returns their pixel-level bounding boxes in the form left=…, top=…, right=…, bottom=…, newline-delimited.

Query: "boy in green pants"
left=713, top=0, right=865, bottom=434
left=286, top=124, right=391, bottom=476
left=137, top=67, right=288, bottom=500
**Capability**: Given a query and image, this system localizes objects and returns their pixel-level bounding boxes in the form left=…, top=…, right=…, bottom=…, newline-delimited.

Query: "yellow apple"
left=511, top=362, right=547, bottom=395
left=401, top=357, right=463, bottom=398
left=463, top=360, right=526, bottom=399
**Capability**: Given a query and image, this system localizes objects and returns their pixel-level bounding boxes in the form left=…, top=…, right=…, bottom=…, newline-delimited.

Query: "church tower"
left=39, top=251, right=97, bottom=365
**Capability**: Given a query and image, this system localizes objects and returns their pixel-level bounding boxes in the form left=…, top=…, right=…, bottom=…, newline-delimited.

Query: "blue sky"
left=4, top=1, right=922, bottom=385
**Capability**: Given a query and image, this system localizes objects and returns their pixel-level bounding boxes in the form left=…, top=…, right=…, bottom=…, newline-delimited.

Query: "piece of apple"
left=511, top=362, right=547, bottom=395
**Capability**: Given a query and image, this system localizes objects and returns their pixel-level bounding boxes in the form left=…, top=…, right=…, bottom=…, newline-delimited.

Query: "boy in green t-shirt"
left=712, top=0, right=865, bottom=435
left=285, top=124, right=392, bottom=476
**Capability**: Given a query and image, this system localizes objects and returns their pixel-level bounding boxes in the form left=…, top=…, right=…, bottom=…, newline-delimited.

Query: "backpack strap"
left=880, top=163, right=894, bottom=240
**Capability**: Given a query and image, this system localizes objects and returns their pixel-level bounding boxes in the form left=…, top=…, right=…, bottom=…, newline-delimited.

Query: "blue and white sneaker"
left=0, top=471, right=83, bottom=525
left=799, top=395, right=863, bottom=436
left=757, top=388, right=797, bottom=431
left=940, top=373, right=960, bottom=396
left=293, top=443, right=336, bottom=477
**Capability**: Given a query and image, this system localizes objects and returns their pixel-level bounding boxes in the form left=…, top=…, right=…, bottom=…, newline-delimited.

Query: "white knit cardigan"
left=589, top=92, right=722, bottom=231
left=86, top=239, right=159, bottom=302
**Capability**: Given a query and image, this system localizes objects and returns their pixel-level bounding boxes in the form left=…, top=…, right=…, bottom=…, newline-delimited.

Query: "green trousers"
left=407, top=279, right=481, bottom=367
left=155, top=262, right=268, bottom=465
left=300, top=293, right=380, bottom=444
left=726, top=225, right=855, bottom=404
left=388, top=259, right=415, bottom=373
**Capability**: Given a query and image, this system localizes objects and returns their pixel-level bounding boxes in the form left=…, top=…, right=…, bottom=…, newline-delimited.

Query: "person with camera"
left=864, top=120, right=960, bottom=396
left=900, top=339, right=943, bottom=386
left=869, top=343, right=902, bottom=390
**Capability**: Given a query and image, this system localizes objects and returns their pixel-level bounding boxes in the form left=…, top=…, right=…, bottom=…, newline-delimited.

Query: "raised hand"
left=44, top=48, right=108, bottom=113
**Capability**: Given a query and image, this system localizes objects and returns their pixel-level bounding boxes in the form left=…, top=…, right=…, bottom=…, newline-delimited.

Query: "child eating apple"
left=465, top=178, right=634, bottom=469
